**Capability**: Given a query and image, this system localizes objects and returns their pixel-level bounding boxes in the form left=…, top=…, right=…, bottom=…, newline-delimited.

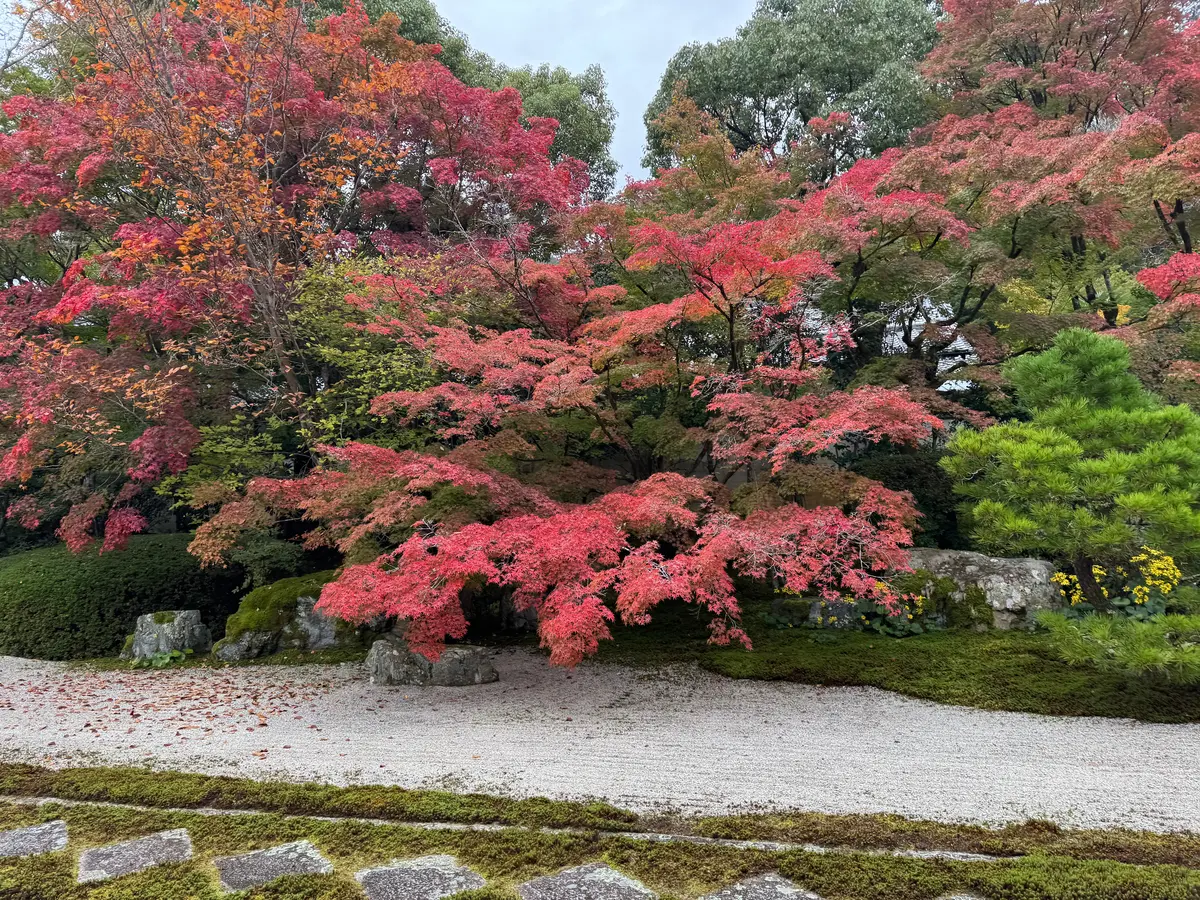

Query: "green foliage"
left=219, top=571, right=337, bottom=643
left=157, top=416, right=290, bottom=510
left=130, top=648, right=192, bottom=669
left=943, top=329, right=1200, bottom=574
left=850, top=449, right=965, bottom=548
left=294, top=267, right=433, bottom=448
left=644, top=0, right=936, bottom=169
left=0, top=535, right=243, bottom=660
left=495, top=64, right=618, bottom=198
left=1038, top=612, right=1200, bottom=684
left=227, top=532, right=308, bottom=590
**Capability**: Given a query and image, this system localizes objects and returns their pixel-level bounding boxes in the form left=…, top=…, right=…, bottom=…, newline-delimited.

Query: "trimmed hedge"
left=0, top=534, right=243, bottom=660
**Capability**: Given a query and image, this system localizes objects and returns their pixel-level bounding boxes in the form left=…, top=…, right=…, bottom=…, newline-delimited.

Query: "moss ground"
left=1, top=792, right=1199, bottom=900
left=592, top=600, right=1200, bottom=722
left=0, top=764, right=1197, bottom=871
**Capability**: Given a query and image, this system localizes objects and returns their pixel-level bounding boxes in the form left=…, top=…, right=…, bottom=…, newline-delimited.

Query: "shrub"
left=943, top=329, right=1200, bottom=609
left=0, top=534, right=243, bottom=660
left=1038, top=612, right=1200, bottom=684
left=850, top=449, right=966, bottom=548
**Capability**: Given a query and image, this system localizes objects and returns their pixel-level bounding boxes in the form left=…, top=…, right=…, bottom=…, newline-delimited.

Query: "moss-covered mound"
left=221, top=571, right=337, bottom=642
left=0, top=535, right=243, bottom=660
left=212, top=570, right=367, bottom=660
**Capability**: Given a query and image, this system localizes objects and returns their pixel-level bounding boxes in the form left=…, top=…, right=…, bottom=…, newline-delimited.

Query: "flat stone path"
left=0, top=820, right=67, bottom=858
left=517, top=863, right=657, bottom=899
left=356, top=854, right=486, bottom=899
left=0, top=813, right=990, bottom=899
left=700, top=874, right=820, bottom=899
left=76, top=828, right=192, bottom=883
left=2, top=650, right=1198, bottom=831
left=214, top=840, right=333, bottom=891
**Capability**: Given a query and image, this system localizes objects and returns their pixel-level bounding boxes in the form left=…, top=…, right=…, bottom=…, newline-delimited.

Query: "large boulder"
left=121, top=610, right=212, bottom=661
left=213, top=571, right=369, bottom=662
left=365, top=632, right=498, bottom=687
left=906, top=549, right=1062, bottom=629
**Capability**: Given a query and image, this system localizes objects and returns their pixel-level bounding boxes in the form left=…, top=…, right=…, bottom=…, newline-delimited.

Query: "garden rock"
left=213, top=572, right=359, bottom=662
left=0, top=820, right=67, bottom=858
left=76, top=828, right=192, bottom=883
left=214, top=628, right=279, bottom=662
left=517, top=863, right=656, bottom=899
left=122, top=610, right=211, bottom=661
left=907, top=549, right=1060, bottom=629
left=700, top=874, right=822, bottom=899
left=356, top=854, right=486, bottom=899
left=214, top=840, right=333, bottom=891
left=292, top=593, right=338, bottom=650
left=366, top=632, right=498, bottom=686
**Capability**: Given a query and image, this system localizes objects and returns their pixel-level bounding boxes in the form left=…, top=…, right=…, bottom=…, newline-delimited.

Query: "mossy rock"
left=214, top=572, right=373, bottom=662
left=893, top=569, right=994, bottom=630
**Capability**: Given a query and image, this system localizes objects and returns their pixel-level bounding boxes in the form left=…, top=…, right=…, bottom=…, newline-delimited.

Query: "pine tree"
left=943, top=329, right=1200, bottom=608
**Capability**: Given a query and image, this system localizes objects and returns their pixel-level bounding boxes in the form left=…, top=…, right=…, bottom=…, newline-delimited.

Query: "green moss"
left=704, top=626, right=1200, bottom=721
left=151, top=611, right=177, bottom=625
left=888, top=570, right=991, bottom=629
left=0, top=535, right=244, bottom=660
left=595, top=600, right=1200, bottom=722
left=2, top=763, right=1199, bottom=871
left=222, top=572, right=337, bottom=642
left=1, top=798, right=1198, bottom=900
left=948, top=584, right=993, bottom=629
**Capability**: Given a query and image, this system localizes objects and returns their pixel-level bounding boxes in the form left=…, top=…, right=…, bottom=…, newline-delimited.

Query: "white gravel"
left=0, top=649, right=1197, bottom=832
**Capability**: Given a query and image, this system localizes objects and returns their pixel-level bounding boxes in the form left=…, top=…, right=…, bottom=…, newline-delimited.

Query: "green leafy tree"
left=644, top=0, right=936, bottom=171
left=943, top=329, right=1200, bottom=607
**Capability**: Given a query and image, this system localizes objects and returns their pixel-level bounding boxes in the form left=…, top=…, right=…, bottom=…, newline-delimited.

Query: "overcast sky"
left=436, top=0, right=756, bottom=182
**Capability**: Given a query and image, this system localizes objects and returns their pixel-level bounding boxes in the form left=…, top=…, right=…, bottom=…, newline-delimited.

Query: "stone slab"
left=214, top=840, right=333, bottom=891
left=0, top=820, right=68, bottom=858
left=356, top=854, right=486, bottom=899
left=517, top=863, right=656, bottom=900
left=700, top=873, right=822, bottom=899
left=77, top=828, right=192, bottom=883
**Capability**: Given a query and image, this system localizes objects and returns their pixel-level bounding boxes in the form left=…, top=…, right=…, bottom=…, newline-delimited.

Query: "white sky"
left=436, top=0, right=756, bottom=180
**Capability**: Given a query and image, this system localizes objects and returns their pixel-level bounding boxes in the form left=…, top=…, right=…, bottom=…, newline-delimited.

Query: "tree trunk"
left=1072, top=555, right=1110, bottom=610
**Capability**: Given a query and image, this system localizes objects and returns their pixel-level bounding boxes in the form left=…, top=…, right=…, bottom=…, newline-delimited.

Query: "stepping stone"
left=77, top=828, right=192, bottom=883
left=0, top=820, right=68, bottom=858
left=356, top=854, right=486, bottom=899
left=518, top=863, right=656, bottom=900
left=701, top=874, right=822, bottom=899
left=214, top=840, right=333, bottom=891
